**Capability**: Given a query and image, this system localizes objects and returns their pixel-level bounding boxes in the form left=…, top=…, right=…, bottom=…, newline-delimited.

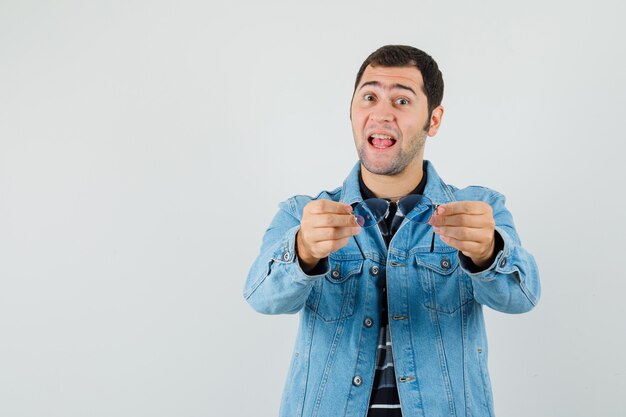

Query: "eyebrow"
left=358, top=80, right=417, bottom=96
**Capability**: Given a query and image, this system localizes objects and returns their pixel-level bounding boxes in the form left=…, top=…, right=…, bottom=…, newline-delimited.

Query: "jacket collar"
left=339, top=160, right=455, bottom=205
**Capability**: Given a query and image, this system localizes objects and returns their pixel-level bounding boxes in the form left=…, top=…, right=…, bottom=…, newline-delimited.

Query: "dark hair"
left=353, top=45, right=444, bottom=116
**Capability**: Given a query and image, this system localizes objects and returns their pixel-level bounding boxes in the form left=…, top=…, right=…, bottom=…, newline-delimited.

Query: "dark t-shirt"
left=359, top=166, right=427, bottom=417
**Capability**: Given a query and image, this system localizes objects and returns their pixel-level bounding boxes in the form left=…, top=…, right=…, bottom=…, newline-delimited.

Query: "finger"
left=435, top=201, right=491, bottom=216
left=309, top=226, right=362, bottom=243
left=320, top=237, right=352, bottom=255
left=433, top=225, right=492, bottom=244
left=310, top=213, right=359, bottom=228
left=306, top=199, right=354, bottom=215
left=429, top=213, right=494, bottom=228
left=438, top=234, right=483, bottom=253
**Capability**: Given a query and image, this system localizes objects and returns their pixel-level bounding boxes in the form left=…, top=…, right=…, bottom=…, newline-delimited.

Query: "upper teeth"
left=371, top=134, right=393, bottom=139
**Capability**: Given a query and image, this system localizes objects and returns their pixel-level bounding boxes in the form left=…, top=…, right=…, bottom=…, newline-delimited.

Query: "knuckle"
left=322, top=214, right=334, bottom=225
left=325, top=240, right=338, bottom=254
left=332, top=238, right=349, bottom=252
left=315, top=243, right=329, bottom=258
left=304, top=202, right=317, bottom=215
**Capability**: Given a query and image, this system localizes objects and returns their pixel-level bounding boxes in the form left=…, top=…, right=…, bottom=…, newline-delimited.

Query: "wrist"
left=470, top=236, right=496, bottom=269
left=296, top=231, right=320, bottom=272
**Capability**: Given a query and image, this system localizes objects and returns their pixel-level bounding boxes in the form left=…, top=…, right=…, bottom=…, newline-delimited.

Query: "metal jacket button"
left=440, top=258, right=450, bottom=269
left=331, top=270, right=340, bottom=278
left=499, top=257, right=507, bottom=268
left=364, top=318, right=373, bottom=327
left=353, top=375, right=362, bottom=386
left=370, top=265, right=379, bottom=276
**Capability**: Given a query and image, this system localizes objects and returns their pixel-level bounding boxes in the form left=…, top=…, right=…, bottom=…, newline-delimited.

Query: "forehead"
left=359, top=64, right=425, bottom=95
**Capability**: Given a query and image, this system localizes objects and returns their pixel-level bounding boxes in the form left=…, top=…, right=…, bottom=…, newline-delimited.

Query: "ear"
left=427, top=105, right=444, bottom=137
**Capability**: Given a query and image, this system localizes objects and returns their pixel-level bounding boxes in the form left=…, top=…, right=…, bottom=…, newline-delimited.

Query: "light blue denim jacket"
left=244, top=160, right=541, bottom=417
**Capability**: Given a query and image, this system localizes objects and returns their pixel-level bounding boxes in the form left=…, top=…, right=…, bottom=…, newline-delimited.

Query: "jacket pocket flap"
left=326, top=258, right=364, bottom=283
left=414, top=251, right=459, bottom=276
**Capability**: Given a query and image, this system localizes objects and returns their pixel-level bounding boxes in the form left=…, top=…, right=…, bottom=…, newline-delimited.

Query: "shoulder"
left=449, top=184, right=506, bottom=205
left=277, top=186, right=343, bottom=221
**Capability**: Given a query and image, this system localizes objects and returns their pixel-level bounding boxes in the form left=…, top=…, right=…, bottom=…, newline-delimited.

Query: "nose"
left=369, top=102, right=395, bottom=123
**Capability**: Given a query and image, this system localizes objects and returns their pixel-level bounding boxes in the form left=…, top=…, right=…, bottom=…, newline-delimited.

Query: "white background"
left=1, top=1, right=625, bottom=416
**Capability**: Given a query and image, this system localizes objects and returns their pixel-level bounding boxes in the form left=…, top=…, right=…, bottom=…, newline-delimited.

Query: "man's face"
left=350, top=64, right=441, bottom=176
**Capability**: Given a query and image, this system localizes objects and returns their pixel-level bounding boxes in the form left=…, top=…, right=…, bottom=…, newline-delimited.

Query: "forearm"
left=461, top=226, right=541, bottom=314
left=243, top=205, right=329, bottom=315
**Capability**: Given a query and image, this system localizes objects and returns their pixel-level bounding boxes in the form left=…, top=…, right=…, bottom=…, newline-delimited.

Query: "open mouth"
left=368, top=133, right=397, bottom=150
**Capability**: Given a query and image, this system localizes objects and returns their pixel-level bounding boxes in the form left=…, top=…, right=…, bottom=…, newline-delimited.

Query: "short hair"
left=353, top=45, right=444, bottom=116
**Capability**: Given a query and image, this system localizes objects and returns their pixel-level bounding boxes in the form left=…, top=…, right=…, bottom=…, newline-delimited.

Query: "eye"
left=363, top=94, right=375, bottom=102
left=395, top=97, right=410, bottom=105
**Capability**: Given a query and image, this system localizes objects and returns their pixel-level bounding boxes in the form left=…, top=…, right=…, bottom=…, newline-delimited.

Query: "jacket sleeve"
left=243, top=199, right=330, bottom=315
left=457, top=190, right=541, bottom=314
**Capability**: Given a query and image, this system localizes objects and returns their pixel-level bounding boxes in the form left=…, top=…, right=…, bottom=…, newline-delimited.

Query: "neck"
left=361, top=158, right=424, bottom=199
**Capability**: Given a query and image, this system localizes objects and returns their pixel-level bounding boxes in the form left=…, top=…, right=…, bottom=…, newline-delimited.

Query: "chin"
left=361, top=160, right=403, bottom=176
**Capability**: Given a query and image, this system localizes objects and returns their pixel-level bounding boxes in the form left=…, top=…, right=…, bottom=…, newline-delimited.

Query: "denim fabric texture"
left=243, top=160, right=541, bottom=417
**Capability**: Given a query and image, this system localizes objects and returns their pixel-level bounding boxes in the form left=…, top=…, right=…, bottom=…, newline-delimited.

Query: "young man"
left=244, top=45, right=541, bottom=417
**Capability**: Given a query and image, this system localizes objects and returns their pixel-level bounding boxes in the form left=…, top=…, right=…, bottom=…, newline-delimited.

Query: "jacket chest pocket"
left=415, top=251, right=473, bottom=314
left=305, top=257, right=363, bottom=322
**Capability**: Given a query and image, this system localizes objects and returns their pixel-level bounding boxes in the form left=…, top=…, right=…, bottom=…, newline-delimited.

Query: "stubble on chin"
left=358, top=147, right=404, bottom=176
left=357, top=132, right=427, bottom=177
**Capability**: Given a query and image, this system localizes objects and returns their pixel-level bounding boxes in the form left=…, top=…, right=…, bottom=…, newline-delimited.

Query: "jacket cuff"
left=270, top=225, right=329, bottom=283
left=458, top=227, right=509, bottom=279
